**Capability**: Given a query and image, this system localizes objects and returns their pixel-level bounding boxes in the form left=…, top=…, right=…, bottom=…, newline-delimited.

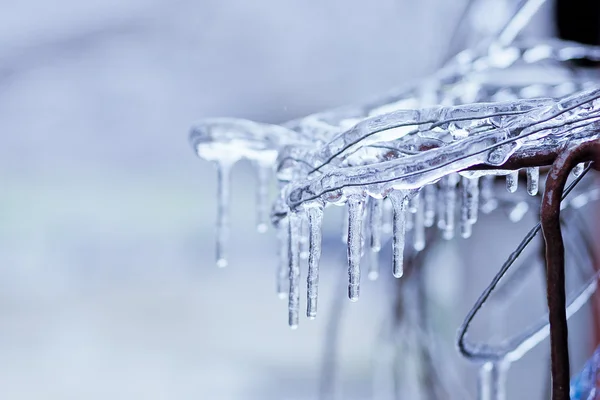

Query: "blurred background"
left=0, top=0, right=598, bottom=399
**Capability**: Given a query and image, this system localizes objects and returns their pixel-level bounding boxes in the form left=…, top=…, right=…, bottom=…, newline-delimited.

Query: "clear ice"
left=188, top=3, right=600, bottom=396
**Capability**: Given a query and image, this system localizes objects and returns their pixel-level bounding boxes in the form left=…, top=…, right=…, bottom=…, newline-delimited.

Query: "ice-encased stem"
left=506, top=171, right=519, bottom=193
left=255, top=163, right=270, bottom=233
left=369, top=198, right=383, bottom=252
left=216, top=162, right=232, bottom=268
left=276, top=218, right=289, bottom=299
left=388, top=191, right=408, bottom=278
left=288, top=212, right=301, bottom=328
left=526, top=167, right=539, bottom=196
left=478, top=362, right=508, bottom=400
left=424, top=184, right=437, bottom=227
left=306, top=206, right=323, bottom=319
left=347, top=196, right=365, bottom=301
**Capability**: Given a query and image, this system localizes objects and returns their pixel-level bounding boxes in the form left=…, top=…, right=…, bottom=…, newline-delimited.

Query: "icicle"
left=288, top=212, right=301, bottom=329
left=477, top=362, right=508, bottom=400
left=369, top=198, right=383, bottom=252
left=460, top=177, right=477, bottom=238
left=572, top=162, right=585, bottom=177
left=255, top=163, right=270, bottom=233
left=439, top=175, right=459, bottom=240
left=347, top=196, right=365, bottom=301
left=526, top=167, right=539, bottom=196
left=480, top=175, right=498, bottom=214
left=299, top=215, right=309, bottom=260
left=216, top=162, right=232, bottom=268
left=466, top=177, right=480, bottom=224
left=388, top=191, right=408, bottom=278
left=276, top=218, right=289, bottom=299
left=306, top=206, right=323, bottom=319
left=413, top=196, right=426, bottom=251
left=506, top=170, right=519, bottom=193
left=424, top=184, right=437, bottom=227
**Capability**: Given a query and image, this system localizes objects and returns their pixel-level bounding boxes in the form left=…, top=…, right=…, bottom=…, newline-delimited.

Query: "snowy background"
left=0, top=1, right=592, bottom=399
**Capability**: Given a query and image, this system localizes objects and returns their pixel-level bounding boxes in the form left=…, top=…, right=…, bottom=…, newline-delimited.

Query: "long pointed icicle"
left=276, top=218, right=289, bottom=299
left=306, top=206, right=323, bottom=319
left=414, top=195, right=426, bottom=251
left=216, top=162, right=233, bottom=268
left=424, top=184, right=437, bottom=227
left=388, top=191, right=408, bottom=279
left=255, top=163, right=270, bottom=233
left=526, top=167, right=539, bottom=196
left=288, top=212, right=301, bottom=329
left=369, top=198, right=383, bottom=252
left=506, top=170, right=519, bottom=193
left=347, top=196, right=365, bottom=301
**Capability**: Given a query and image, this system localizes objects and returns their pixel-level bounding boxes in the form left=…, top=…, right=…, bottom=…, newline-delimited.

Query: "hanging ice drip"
left=188, top=1, right=600, bottom=399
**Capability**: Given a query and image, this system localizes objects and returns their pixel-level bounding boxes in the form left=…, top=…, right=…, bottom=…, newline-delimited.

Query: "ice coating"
left=287, top=212, right=301, bottom=328
left=388, top=191, right=408, bottom=279
left=188, top=8, right=600, bottom=358
left=526, top=167, right=539, bottom=195
left=346, top=196, right=365, bottom=301
left=215, top=162, right=232, bottom=268
left=306, top=205, right=323, bottom=318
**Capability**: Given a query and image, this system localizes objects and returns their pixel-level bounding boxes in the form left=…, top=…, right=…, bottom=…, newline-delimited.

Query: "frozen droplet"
left=413, top=196, right=426, bottom=251
left=288, top=212, right=301, bottom=328
left=216, top=162, right=232, bottom=267
left=388, top=191, right=408, bottom=278
left=306, top=206, right=323, bottom=319
left=573, top=162, right=585, bottom=177
left=424, top=184, right=437, bottom=227
left=347, top=196, right=365, bottom=301
left=255, top=163, right=270, bottom=233
left=276, top=218, right=289, bottom=299
left=526, top=167, right=539, bottom=196
left=478, top=362, right=508, bottom=400
left=369, top=198, right=383, bottom=252
left=506, top=170, right=519, bottom=193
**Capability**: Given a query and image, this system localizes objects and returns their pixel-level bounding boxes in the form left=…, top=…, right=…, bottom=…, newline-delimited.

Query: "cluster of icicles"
left=191, top=38, right=600, bottom=327
left=189, top=1, right=600, bottom=397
